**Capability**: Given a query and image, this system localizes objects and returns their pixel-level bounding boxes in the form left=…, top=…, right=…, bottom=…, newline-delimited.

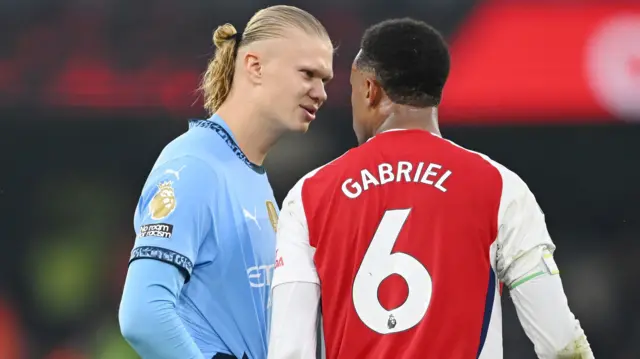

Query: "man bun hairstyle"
left=199, top=5, right=330, bottom=115
left=199, top=24, right=239, bottom=115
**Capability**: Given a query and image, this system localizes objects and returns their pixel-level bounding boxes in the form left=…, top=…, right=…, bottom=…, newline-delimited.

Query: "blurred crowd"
left=0, top=0, right=476, bottom=112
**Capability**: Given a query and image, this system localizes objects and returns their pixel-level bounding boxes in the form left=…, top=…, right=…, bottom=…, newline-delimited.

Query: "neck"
left=375, top=104, right=441, bottom=137
left=215, top=93, right=283, bottom=166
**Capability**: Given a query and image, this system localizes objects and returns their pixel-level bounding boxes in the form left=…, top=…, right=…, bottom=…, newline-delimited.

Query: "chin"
left=294, top=114, right=313, bottom=132
left=294, top=121, right=311, bottom=133
left=280, top=119, right=309, bottom=134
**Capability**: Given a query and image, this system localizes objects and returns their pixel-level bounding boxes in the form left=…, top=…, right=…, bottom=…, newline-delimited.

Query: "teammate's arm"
left=496, top=172, right=593, bottom=359
left=268, top=180, right=322, bottom=359
left=119, top=158, right=215, bottom=359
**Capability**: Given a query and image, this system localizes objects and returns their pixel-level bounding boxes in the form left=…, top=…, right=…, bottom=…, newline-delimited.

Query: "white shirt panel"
left=487, top=158, right=557, bottom=285
left=269, top=165, right=331, bottom=358
left=271, top=171, right=320, bottom=288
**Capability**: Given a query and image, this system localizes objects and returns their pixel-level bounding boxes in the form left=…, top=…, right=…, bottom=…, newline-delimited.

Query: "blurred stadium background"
left=1, top=0, right=639, bottom=358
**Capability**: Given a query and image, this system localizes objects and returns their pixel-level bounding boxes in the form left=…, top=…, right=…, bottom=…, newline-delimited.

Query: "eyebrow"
left=322, top=72, right=333, bottom=83
left=303, top=66, right=333, bottom=83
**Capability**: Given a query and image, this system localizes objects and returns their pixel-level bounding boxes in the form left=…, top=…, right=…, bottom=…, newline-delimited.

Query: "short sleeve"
left=130, top=156, right=216, bottom=281
left=495, top=167, right=556, bottom=285
left=271, top=178, right=319, bottom=288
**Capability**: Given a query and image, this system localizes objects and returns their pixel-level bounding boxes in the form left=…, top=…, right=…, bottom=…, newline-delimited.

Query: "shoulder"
left=157, top=125, right=232, bottom=170
left=151, top=127, right=235, bottom=184
left=141, top=155, right=223, bottom=211
left=149, top=155, right=220, bottom=184
left=465, top=148, right=531, bottom=203
left=438, top=136, right=531, bottom=198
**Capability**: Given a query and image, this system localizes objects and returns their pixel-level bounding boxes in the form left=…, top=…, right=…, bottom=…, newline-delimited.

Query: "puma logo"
left=243, top=207, right=261, bottom=230
left=164, top=165, right=186, bottom=181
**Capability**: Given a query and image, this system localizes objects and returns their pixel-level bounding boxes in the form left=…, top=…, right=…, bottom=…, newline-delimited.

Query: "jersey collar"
left=367, top=128, right=442, bottom=142
left=188, top=115, right=266, bottom=174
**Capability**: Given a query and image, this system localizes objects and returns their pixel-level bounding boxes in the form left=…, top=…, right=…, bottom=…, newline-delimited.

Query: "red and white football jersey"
left=271, top=129, right=555, bottom=359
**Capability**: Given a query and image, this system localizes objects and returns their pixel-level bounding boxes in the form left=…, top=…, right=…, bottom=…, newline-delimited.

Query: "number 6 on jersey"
left=352, top=208, right=433, bottom=334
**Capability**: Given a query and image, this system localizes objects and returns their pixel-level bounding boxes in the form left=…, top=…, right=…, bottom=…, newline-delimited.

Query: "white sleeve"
left=495, top=165, right=593, bottom=358
left=271, top=179, right=319, bottom=287
left=267, top=282, right=320, bottom=359
left=495, top=166, right=556, bottom=286
left=511, top=272, right=594, bottom=359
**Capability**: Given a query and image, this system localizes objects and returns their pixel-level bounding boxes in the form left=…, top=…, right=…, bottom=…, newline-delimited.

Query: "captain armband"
left=509, top=248, right=560, bottom=290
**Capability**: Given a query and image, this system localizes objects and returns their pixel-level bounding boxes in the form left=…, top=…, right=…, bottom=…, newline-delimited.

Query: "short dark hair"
left=356, top=18, right=450, bottom=107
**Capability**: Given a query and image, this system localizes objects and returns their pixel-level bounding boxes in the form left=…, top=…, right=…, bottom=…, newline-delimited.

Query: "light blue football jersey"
left=130, top=115, right=280, bottom=359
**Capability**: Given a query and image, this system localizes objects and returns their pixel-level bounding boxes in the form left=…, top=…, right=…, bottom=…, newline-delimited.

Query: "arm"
left=496, top=169, right=593, bottom=359
left=269, top=282, right=321, bottom=359
left=119, top=259, right=205, bottom=359
left=119, top=157, right=215, bottom=358
left=268, top=179, right=322, bottom=359
left=511, top=266, right=592, bottom=358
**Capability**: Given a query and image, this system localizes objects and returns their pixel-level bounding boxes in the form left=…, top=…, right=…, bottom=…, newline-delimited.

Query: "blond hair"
left=198, top=5, right=330, bottom=115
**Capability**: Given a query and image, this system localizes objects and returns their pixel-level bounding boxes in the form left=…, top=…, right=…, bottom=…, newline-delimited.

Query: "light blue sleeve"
left=119, top=259, right=206, bottom=359
left=130, top=156, right=216, bottom=281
